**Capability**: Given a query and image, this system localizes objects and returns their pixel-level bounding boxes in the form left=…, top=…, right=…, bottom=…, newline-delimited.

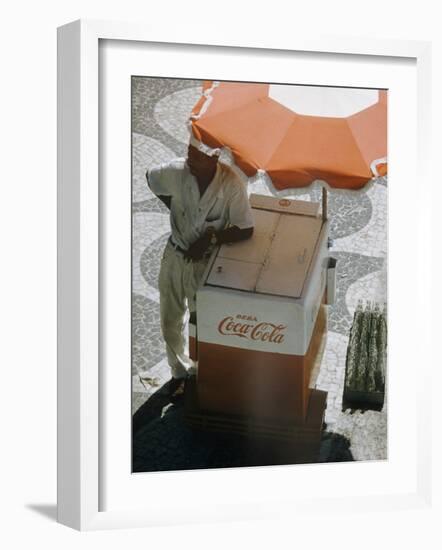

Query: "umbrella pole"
left=322, top=187, right=328, bottom=221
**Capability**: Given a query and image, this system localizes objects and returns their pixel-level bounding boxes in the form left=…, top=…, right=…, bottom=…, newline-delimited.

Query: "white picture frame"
left=57, top=19, right=432, bottom=531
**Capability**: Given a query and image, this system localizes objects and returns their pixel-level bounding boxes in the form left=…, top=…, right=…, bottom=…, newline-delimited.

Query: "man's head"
left=186, top=143, right=219, bottom=181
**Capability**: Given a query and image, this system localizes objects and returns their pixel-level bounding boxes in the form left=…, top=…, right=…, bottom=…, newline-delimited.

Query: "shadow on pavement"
left=132, top=380, right=353, bottom=473
left=132, top=378, right=180, bottom=434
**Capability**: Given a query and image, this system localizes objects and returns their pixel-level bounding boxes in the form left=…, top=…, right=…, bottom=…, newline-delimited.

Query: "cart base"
left=184, top=376, right=327, bottom=463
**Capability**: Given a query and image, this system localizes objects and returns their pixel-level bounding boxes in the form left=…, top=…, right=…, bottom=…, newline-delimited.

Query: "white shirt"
left=148, top=158, right=254, bottom=250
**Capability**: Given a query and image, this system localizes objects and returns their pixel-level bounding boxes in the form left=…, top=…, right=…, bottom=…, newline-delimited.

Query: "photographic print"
left=131, top=77, right=388, bottom=472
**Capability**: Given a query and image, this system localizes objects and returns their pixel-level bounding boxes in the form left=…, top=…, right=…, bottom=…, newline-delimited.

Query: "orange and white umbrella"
left=190, top=81, right=387, bottom=192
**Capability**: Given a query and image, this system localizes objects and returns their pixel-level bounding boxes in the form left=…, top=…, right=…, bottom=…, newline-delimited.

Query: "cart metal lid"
left=206, top=197, right=323, bottom=298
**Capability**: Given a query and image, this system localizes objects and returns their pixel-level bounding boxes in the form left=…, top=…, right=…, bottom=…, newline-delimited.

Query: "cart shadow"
left=132, top=381, right=354, bottom=472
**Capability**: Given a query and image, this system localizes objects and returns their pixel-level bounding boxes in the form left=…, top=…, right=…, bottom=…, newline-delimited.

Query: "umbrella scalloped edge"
left=189, top=81, right=220, bottom=120
left=187, top=133, right=385, bottom=197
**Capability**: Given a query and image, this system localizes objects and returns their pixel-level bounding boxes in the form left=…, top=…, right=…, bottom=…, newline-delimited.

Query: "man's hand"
left=184, top=225, right=253, bottom=262
left=184, top=233, right=211, bottom=262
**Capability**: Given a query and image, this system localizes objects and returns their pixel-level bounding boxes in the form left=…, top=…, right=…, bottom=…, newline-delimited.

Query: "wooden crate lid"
left=206, top=257, right=262, bottom=292
left=206, top=199, right=323, bottom=298
left=257, top=214, right=322, bottom=297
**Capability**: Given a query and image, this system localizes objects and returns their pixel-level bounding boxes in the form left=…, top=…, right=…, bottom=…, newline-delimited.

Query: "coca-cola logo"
left=218, top=314, right=286, bottom=344
left=279, top=199, right=291, bottom=207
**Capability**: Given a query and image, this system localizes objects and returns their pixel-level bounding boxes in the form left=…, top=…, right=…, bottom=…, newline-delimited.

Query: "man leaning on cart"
left=146, top=137, right=254, bottom=397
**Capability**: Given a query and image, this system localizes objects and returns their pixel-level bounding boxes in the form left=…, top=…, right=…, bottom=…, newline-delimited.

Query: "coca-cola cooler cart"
left=184, top=193, right=337, bottom=462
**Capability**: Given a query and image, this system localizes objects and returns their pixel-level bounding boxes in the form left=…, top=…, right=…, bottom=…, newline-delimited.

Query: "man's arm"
left=184, top=225, right=253, bottom=261
left=186, top=175, right=254, bottom=261
left=146, top=169, right=172, bottom=210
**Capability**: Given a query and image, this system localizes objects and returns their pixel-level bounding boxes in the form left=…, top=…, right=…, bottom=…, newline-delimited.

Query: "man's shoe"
left=158, top=377, right=186, bottom=399
left=169, top=378, right=186, bottom=400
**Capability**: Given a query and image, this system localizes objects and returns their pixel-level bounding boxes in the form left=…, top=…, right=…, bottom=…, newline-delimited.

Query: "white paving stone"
left=315, top=331, right=347, bottom=425
left=333, top=409, right=387, bottom=461
left=147, top=358, right=173, bottom=383
left=247, top=179, right=273, bottom=197
left=132, top=374, right=149, bottom=393
left=346, top=269, right=387, bottom=316
left=132, top=133, right=177, bottom=202
left=132, top=211, right=170, bottom=297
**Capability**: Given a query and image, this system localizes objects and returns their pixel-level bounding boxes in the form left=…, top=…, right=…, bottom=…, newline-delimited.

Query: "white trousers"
left=158, top=241, right=208, bottom=379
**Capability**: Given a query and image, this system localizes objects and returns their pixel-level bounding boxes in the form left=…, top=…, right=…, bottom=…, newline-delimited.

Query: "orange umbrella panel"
left=190, top=82, right=387, bottom=191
